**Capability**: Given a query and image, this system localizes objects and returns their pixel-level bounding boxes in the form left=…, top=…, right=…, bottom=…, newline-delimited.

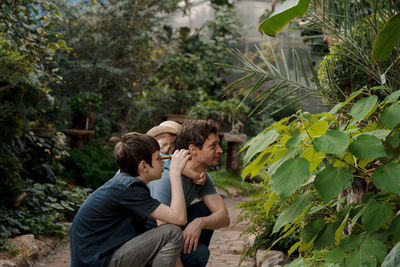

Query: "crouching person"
left=70, top=132, right=191, bottom=267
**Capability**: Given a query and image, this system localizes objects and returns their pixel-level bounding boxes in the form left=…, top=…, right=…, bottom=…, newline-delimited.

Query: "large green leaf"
left=372, top=13, right=400, bottom=61
left=286, top=132, right=307, bottom=148
left=270, top=158, right=310, bottom=200
left=273, top=192, right=311, bottom=233
left=314, top=166, right=353, bottom=203
left=362, top=240, right=388, bottom=264
left=350, top=95, right=378, bottom=122
left=382, top=241, right=400, bottom=267
left=300, top=218, right=325, bottom=243
left=308, top=120, right=329, bottom=137
left=381, top=104, right=400, bottom=128
left=384, top=91, right=400, bottom=104
left=243, top=129, right=279, bottom=165
left=325, top=248, right=344, bottom=264
left=372, top=163, right=400, bottom=195
left=389, top=216, right=400, bottom=243
left=313, top=130, right=349, bottom=156
left=344, top=249, right=377, bottom=267
left=258, top=0, right=311, bottom=37
left=340, top=233, right=364, bottom=251
left=361, top=199, right=392, bottom=233
left=314, top=222, right=340, bottom=250
left=349, top=134, right=388, bottom=159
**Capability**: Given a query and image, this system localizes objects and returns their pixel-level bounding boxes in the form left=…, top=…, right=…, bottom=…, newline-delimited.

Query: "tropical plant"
left=240, top=87, right=400, bottom=266
left=223, top=0, right=400, bottom=114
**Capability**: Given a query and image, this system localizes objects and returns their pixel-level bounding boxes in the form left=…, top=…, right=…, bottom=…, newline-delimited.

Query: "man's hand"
left=192, top=171, right=206, bottom=185
left=183, top=218, right=203, bottom=254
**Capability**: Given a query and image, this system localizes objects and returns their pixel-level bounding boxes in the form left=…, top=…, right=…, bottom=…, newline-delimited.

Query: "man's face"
left=195, top=133, right=223, bottom=168
left=156, top=133, right=176, bottom=154
left=147, top=151, right=164, bottom=180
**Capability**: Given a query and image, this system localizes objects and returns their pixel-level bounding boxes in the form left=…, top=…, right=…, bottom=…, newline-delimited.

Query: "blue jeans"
left=181, top=201, right=213, bottom=267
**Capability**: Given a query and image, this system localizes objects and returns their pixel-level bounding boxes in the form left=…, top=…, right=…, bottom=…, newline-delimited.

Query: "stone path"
left=34, top=195, right=254, bottom=267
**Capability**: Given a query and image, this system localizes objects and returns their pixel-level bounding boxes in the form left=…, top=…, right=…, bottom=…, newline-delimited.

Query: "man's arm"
left=182, top=194, right=229, bottom=254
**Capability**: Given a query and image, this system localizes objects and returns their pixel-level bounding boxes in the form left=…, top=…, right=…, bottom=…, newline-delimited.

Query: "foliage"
left=70, top=92, right=102, bottom=114
left=237, top=182, right=301, bottom=260
left=223, top=0, right=400, bottom=114
left=0, top=179, right=91, bottom=247
left=62, top=145, right=117, bottom=189
left=189, top=98, right=249, bottom=123
left=241, top=88, right=400, bottom=265
left=145, top=2, right=242, bottom=117
left=0, top=0, right=67, bottom=196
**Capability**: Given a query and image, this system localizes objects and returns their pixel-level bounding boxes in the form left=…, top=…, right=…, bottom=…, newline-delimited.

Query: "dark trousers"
left=181, top=201, right=214, bottom=267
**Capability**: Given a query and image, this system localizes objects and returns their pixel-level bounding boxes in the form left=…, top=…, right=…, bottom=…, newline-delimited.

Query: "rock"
left=256, top=250, right=286, bottom=267
left=0, top=260, right=16, bottom=267
left=8, top=234, right=38, bottom=265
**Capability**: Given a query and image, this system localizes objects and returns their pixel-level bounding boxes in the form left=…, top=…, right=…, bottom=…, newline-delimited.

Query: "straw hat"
left=146, top=120, right=181, bottom=137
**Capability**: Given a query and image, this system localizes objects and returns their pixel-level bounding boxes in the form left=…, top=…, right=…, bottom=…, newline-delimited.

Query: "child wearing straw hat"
left=147, top=121, right=206, bottom=185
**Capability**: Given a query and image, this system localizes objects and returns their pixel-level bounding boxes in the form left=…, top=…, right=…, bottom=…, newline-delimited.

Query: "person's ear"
left=188, top=144, right=198, bottom=156
left=137, top=160, right=147, bottom=174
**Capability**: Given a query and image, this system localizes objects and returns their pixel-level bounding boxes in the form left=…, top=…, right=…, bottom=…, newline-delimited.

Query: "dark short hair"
left=176, top=120, right=219, bottom=150
left=111, top=132, right=159, bottom=177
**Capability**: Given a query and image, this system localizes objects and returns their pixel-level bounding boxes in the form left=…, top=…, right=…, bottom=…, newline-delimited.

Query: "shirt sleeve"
left=120, top=183, right=161, bottom=220
left=198, top=173, right=217, bottom=198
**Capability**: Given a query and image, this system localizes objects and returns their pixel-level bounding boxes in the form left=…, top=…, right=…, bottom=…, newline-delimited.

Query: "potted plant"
left=70, top=91, right=102, bottom=130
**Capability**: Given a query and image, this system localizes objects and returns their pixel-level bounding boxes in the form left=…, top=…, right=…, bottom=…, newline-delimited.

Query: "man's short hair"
left=111, top=132, right=159, bottom=177
left=176, top=120, right=219, bottom=150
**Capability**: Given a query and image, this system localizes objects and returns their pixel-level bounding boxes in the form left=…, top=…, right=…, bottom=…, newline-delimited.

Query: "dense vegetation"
left=234, top=0, right=400, bottom=266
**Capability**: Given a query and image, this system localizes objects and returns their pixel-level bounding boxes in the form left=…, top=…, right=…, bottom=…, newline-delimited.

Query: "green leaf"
left=350, top=95, right=378, bottom=122
left=361, top=199, right=392, bottom=233
left=270, top=158, right=310, bottom=200
left=372, top=13, right=400, bottom=61
left=384, top=91, right=400, bottom=104
left=381, top=104, right=400, bottom=128
left=360, top=240, right=387, bottom=264
left=300, top=218, right=325, bottom=243
left=349, top=134, right=388, bottom=159
left=382, top=241, right=400, bottom=267
left=243, top=129, right=279, bottom=165
left=284, top=257, right=307, bottom=267
left=372, top=163, right=400, bottom=195
left=344, top=247, right=377, bottom=267
left=340, top=233, right=364, bottom=251
left=273, top=192, right=311, bottom=233
left=258, top=0, right=311, bottom=37
left=314, top=222, right=340, bottom=250
left=335, top=212, right=350, bottom=246
left=356, top=129, right=392, bottom=140
left=314, top=166, right=353, bottom=203
left=384, top=90, right=400, bottom=104
left=313, top=130, right=349, bottom=156
left=389, top=216, right=400, bottom=243
left=302, top=148, right=325, bottom=174
left=325, top=247, right=345, bottom=264
left=267, top=147, right=296, bottom=176
left=308, top=120, right=329, bottom=137
left=286, top=132, right=307, bottom=148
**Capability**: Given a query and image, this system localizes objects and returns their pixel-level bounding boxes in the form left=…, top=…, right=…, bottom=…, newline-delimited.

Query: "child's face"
left=148, top=151, right=164, bottom=181
left=156, top=133, right=176, bottom=154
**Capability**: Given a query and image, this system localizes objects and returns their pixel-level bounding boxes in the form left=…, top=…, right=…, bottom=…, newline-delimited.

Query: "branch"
left=0, top=85, right=11, bottom=92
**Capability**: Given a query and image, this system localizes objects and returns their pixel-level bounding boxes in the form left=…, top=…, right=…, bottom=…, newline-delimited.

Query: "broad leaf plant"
left=241, top=87, right=400, bottom=266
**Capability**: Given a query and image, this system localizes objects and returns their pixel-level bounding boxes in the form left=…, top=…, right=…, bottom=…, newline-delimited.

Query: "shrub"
left=62, top=145, right=117, bottom=189
left=0, top=179, right=91, bottom=247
